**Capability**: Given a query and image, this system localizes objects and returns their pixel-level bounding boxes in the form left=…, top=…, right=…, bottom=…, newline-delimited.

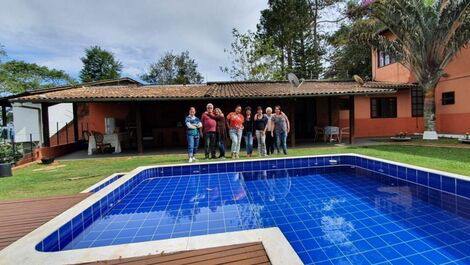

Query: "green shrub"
left=0, top=143, right=22, bottom=163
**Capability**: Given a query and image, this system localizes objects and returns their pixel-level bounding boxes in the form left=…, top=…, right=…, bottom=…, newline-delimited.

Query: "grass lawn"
left=1, top=144, right=469, bottom=200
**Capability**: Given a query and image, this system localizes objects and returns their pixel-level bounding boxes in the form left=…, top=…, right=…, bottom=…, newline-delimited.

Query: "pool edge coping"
left=1, top=153, right=468, bottom=264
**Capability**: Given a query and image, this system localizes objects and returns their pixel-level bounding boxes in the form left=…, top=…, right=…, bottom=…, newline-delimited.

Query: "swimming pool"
left=16, top=155, right=470, bottom=264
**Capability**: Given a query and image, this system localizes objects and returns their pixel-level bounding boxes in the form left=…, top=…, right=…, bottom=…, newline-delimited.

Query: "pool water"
left=63, top=166, right=470, bottom=264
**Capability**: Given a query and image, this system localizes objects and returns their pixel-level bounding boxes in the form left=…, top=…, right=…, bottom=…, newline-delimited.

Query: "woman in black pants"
left=264, top=107, right=275, bottom=155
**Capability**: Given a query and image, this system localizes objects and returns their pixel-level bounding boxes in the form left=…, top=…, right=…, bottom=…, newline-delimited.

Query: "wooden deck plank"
left=0, top=193, right=90, bottom=250
left=79, top=242, right=271, bottom=265
left=0, top=194, right=272, bottom=265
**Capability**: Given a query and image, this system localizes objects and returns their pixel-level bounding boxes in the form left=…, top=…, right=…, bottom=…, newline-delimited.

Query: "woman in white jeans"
left=226, top=105, right=244, bottom=159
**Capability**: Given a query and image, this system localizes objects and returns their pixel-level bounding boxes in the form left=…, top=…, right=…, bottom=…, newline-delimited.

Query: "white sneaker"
left=193, top=157, right=198, bottom=161
left=188, top=157, right=193, bottom=163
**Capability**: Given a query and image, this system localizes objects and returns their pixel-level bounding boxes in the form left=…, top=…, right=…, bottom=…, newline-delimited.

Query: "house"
left=1, top=31, right=468, bottom=159
left=339, top=29, right=470, bottom=137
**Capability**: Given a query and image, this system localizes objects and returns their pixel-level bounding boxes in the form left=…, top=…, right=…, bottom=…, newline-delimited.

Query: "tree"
left=221, top=29, right=283, bottom=81
left=141, top=51, right=203, bottom=85
left=0, top=60, right=74, bottom=93
left=256, top=0, right=344, bottom=79
left=363, top=0, right=470, bottom=134
left=325, top=8, right=379, bottom=79
left=79, top=46, right=123, bottom=82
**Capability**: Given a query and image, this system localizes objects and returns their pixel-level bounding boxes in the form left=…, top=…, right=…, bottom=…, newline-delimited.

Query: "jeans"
left=229, top=128, right=243, bottom=154
left=275, top=130, right=288, bottom=155
left=255, top=130, right=267, bottom=156
left=187, top=134, right=200, bottom=158
left=265, top=131, right=275, bottom=155
left=204, top=132, right=217, bottom=158
left=244, top=132, right=254, bottom=155
left=216, top=133, right=225, bottom=157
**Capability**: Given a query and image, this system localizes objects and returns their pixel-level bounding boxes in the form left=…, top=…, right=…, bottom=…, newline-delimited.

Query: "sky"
left=0, top=0, right=268, bottom=82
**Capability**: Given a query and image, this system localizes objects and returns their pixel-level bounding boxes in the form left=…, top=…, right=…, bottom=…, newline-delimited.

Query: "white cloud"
left=0, top=0, right=267, bottom=82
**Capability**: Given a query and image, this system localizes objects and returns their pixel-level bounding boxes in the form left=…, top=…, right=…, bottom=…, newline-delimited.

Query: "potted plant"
left=0, top=143, right=21, bottom=177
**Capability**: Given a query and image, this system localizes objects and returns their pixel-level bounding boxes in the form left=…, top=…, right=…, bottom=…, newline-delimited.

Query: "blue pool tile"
left=362, top=250, right=387, bottom=264
left=429, top=173, right=441, bottom=189
left=406, top=254, right=432, bottom=264
left=417, top=170, right=428, bottom=186
left=379, top=246, right=402, bottom=260
left=441, top=176, right=456, bottom=194
left=456, top=179, right=470, bottom=198
left=397, top=166, right=407, bottom=180
left=406, top=168, right=417, bottom=183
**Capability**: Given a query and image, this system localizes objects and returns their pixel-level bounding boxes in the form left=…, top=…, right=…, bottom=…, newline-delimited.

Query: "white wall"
left=12, top=103, right=74, bottom=143
left=13, top=103, right=41, bottom=143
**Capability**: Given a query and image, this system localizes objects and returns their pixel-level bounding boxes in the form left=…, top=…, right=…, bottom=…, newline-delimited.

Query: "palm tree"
left=363, top=0, right=470, bottom=136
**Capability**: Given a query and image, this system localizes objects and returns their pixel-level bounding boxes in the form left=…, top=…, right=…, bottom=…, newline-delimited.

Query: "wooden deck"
left=0, top=194, right=271, bottom=265
left=0, top=193, right=90, bottom=250
left=79, top=242, right=270, bottom=265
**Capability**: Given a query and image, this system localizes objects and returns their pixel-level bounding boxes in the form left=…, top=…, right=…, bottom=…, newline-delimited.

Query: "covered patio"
left=10, top=79, right=408, bottom=158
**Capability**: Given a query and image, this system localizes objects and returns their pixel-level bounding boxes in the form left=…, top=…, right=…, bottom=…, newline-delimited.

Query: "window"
left=371, top=97, right=397, bottom=118
left=339, top=98, right=350, bottom=110
left=442, top=92, right=455, bottom=105
left=411, top=87, right=424, bottom=117
left=377, top=50, right=396, bottom=67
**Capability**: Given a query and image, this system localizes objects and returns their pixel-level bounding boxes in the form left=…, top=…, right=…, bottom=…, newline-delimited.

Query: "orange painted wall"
left=340, top=90, right=424, bottom=137
left=370, top=33, right=470, bottom=134
left=77, top=103, right=132, bottom=136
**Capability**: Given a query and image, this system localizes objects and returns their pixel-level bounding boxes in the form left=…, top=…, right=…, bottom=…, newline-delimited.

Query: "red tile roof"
left=12, top=80, right=416, bottom=103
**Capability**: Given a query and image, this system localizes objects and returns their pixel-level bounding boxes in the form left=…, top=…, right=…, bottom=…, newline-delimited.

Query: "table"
left=88, top=133, right=123, bottom=155
left=324, top=126, right=340, bottom=143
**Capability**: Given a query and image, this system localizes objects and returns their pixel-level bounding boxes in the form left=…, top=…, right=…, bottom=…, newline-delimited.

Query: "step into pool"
left=36, top=155, right=470, bottom=265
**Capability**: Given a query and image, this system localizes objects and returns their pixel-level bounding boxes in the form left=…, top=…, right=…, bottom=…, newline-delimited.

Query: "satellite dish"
left=353, top=75, right=365, bottom=86
left=288, top=73, right=300, bottom=88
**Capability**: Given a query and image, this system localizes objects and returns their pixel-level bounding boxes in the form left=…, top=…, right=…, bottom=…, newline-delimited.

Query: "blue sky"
left=0, top=0, right=268, bottom=82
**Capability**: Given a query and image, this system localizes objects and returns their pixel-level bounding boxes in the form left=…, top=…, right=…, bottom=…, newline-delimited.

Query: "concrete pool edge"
left=0, top=227, right=301, bottom=265
left=1, top=153, right=468, bottom=264
left=81, top=172, right=127, bottom=193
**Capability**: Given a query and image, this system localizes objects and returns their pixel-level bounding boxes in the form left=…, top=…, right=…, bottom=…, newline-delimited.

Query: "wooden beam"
left=349, top=95, right=355, bottom=144
left=327, top=97, right=332, bottom=125
left=41, top=103, right=50, bottom=147
left=72, top=103, right=79, bottom=142
left=1, top=105, right=7, bottom=127
left=289, top=101, right=296, bottom=147
left=135, top=105, right=143, bottom=154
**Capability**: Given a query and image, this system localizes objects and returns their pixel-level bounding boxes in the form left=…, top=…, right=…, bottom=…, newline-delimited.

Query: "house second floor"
left=372, top=30, right=470, bottom=85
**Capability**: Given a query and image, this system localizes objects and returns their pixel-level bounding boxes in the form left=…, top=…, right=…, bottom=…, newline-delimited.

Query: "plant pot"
left=41, top=157, right=55, bottom=165
left=0, top=163, right=12, bottom=177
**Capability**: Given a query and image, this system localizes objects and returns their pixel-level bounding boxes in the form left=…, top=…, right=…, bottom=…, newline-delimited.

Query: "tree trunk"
left=423, top=84, right=437, bottom=132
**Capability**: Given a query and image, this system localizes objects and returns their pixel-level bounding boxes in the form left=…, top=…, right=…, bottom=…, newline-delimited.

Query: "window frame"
left=442, top=91, right=455, bottom=105
left=377, top=50, right=396, bottom=68
left=370, top=97, right=398, bottom=118
left=411, top=87, right=424, bottom=117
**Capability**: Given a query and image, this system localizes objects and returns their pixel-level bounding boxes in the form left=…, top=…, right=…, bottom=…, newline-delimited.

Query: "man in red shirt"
left=201, top=103, right=217, bottom=159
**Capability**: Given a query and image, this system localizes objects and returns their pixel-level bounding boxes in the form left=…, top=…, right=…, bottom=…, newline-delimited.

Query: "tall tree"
left=221, top=29, right=283, bottom=81
left=362, top=0, right=470, bottom=134
left=141, top=51, right=203, bottom=85
left=257, top=0, right=342, bottom=79
left=0, top=60, right=74, bottom=93
left=79, top=46, right=123, bottom=82
left=325, top=11, right=379, bottom=79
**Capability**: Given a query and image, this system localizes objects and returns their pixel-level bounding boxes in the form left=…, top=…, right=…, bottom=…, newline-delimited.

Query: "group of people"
left=185, top=104, right=290, bottom=162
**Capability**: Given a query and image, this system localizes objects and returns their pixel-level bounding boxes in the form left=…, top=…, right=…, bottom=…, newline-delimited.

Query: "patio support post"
left=289, top=101, right=296, bottom=147
left=1, top=105, right=7, bottom=127
left=41, top=103, right=50, bottom=147
left=136, top=105, right=143, bottom=154
left=72, top=103, right=79, bottom=142
left=327, top=97, right=332, bottom=125
left=349, top=95, right=355, bottom=144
